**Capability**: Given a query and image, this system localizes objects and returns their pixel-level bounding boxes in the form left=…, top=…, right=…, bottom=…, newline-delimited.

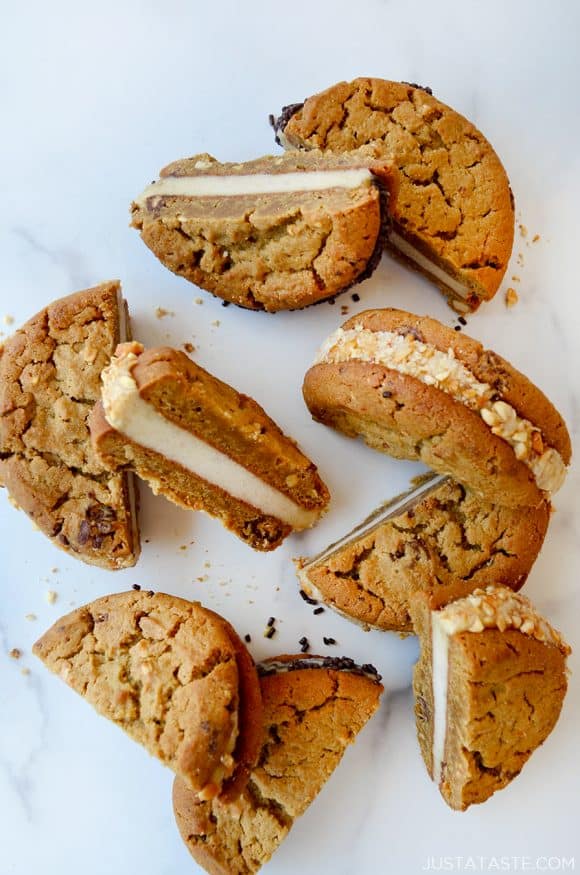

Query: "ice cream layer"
left=389, top=231, right=469, bottom=299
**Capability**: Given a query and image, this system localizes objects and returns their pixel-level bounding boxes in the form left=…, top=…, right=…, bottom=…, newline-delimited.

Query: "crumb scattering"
left=25, top=613, right=37, bottom=622
left=46, top=590, right=58, bottom=605
left=519, top=223, right=528, bottom=238
left=9, top=648, right=21, bottom=660
left=532, top=234, right=540, bottom=243
left=3, top=314, right=14, bottom=325
left=505, top=288, right=519, bottom=308
left=211, top=320, right=221, bottom=328
left=21, top=667, right=30, bottom=677
left=155, top=306, right=174, bottom=319
left=511, top=275, right=520, bottom=283
left=194, top=298, right=203, bottom=305
left=183, top=342, right=195, bottom=354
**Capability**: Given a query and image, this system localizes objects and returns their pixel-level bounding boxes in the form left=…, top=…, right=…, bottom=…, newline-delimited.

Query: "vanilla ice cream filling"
left=101, top=355, right=319, bottom=530
left=135, top=168, right=372, bottom=206
left=430, top=586, right=568, bottom=786
left=316, top=325, right=567, bottom=495
left=389, top=232, right=470, bottom=300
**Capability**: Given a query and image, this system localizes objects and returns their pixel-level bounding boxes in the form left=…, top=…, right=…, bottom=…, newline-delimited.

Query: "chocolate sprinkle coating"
left=269, top=101, right=306, bottom=145
left=402, top=81, right=434, bottom=95
left=257, top=655, right=382, bottom=682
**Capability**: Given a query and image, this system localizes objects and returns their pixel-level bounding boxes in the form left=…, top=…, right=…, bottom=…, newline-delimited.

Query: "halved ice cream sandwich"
left=411, top=586, right=570, bottom=810
left=131, top=149, right=395, bottom=311
left=173, top=654, right=383, bottom=874
left=33, top=591, right=263, bottom=801
left=89, top=343, right=330, bottom=550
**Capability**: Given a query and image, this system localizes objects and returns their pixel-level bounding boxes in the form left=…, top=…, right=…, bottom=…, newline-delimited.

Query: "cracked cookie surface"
left=298, top=479, right=550, bottom=633
left=33, top=591, right=263, bottom=799
left=173, top=657, right=382, bottom=874
left=273, top=79, right=515, bottom=310
left=0, top=281, right=139, bottom=568
left=131, top=150, right=393, bottom=311
left=410, top=589, right=570, bottom=810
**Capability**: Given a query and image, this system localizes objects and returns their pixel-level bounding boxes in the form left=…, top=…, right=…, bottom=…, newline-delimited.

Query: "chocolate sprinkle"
left=351, top=293, right=360, bottom=302
left=454, top=325, right=461, bottom=331
left=267, top=616, right=276, bottom=628
left=313, top=607, right=325, bottom=615
left=244, top=634, right=251, bottom=643
left=299, top=589, right=318, bottom=606
left=458, top=316, right=467, bottom=325
left=132, top=584, right=141, bottom=591
left=258, top=656, right=382, bottom=682
left=221, top=300, right=231, bottom=307
left=265, top=626, right=276, bottom=639
left=323, top=637, right=337, bottom=646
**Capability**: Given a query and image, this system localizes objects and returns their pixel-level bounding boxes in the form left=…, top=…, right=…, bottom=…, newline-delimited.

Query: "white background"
left=1, top=1, right=579, bottom=873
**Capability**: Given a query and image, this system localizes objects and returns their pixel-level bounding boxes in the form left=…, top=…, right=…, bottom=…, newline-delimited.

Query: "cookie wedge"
left=303, top=308, right=571, bottom=507
left=0, top=281, right=139, bottom=569
left=297, top=479, right=550, bottom=633
left=89, top=342, right=330, bottom=551
left=131, top=150, right=394, bottom=311
left=173, top=655, right=383, bottom=874
left=271, top=78, right=515, bottom=312
left=411, top=586, right=570, bottom=810
left=33, top=591, right=263, bottom=800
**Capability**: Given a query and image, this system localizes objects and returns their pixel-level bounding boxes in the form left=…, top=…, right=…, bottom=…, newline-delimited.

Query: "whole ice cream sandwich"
left=33, top=591, right=263, bottom=801
left=89, top=343, right=330, bottom=550
left=303, top=309, right=571, bottom=507
left=0, top=281, right=139, bottom=569
left=131, top=150, right=394, bottom=311
left=271, top=79, right=515, bottom=312
left=411, top=586, right=570, bottom=810
left=173, top=654, right=383, bottom=874
left=297, top=478, right=550, bottom=633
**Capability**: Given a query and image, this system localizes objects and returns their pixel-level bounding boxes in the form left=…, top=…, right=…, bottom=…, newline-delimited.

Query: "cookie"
left=172, top=654, right=383, bottom=874
left=130, top=150, right=394, bottom=311
left=89, top=342, right=330, bottom=551
left=0, top=281, right=140, bottom=569
left=271, top=79, right=515, bottom=312
left=33, top=591, right=263, bottom=800
left=303, top=308, right=571, bottom=507
left=411, top=586, right=570, bottom=810
left=297, top=478, right=550, bottom=634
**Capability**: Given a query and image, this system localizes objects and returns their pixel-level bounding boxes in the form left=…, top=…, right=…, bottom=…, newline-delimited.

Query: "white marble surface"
left=1, top=2, right=579, bottom=873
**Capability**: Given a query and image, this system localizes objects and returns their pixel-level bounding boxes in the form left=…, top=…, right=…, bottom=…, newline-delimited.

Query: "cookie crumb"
left=519, top=224, right=528, bottom=239
left=340, top=305, right=349, bottom=316
left=183, top=342, right=195, bottom=354
left=179, top=545, right=187, bottom=551
left=194, top=298, right=203, bottom=305
left=196, top=575, right=208, bottom=583
left=511, top=275, right=520, bottom=283
left=532, top=234, right=540, bottom=243
left=50, top=567, right=59, bottom=574
left=505, top=288, right=519, bottom=308
left=21, top=667, right=30, bottom=677
left=211, top=320, right=221, bottom=328
left=3, top=314, right=14, bottom=326
left=25, top=613, right=36, bottom=622
left=313, top=606, right=325, bottom=615
left=46, top=590, right=58, bottom=605
left=244, top=634, right=251, bottom=643
left=9, top=648, right=21, bottom=660
left=155, top=306, right=174, bottom=319
left=323, top=636, right=337, bottom=646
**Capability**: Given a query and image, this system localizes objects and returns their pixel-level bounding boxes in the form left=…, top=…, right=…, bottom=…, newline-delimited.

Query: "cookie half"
left=131, top=150, right=394, bottom=311
left=173, top=654, right=383, bottom=874
left=0, top=281, right=140, bottom=569
left=303, top=308, right=571, bottom=507
left=297, top=479, right=550, bottom=634
left=271, top=78, right=515, bottom=312
left=33, top=591, right=263, bottom=800
left=411, top=586, right=570, bottom=810
left=89, top=343, right=330, bottom=551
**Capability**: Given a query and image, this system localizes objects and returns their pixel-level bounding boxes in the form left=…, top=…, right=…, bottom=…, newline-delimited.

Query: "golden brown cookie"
left=303, top=308, right=571, bottom=507
left=271, top=79, right=515, bottom=312
left=0, top=281, right=139, bottom=569
left=89, top=342, right=330, bottom=551
left=33, top=591, right=263, bottom=800
left=297, top=479, right=550, bottom=634
left=130, top=150, right=395, bottom=311
left=172, top=655, right=383, bottom=874
left=410, top=586, right=570, bottom=810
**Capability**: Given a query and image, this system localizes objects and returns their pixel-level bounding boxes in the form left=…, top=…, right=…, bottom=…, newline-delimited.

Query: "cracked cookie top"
left=173, top=658, right=383, bottom=874
left=273, top=78, right=515, bottom=306
left=33, top=591, right=263, bottom=800
left=130, top=149, right=394, bottom=311
left=0, top=281, right=139, bottom=569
